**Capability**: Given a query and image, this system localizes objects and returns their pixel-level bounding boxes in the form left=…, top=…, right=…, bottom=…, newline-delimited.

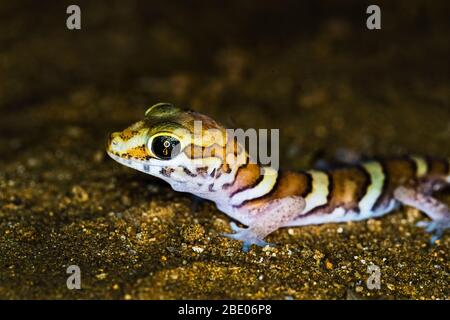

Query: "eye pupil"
left=151, top=136, right=181, bottom=160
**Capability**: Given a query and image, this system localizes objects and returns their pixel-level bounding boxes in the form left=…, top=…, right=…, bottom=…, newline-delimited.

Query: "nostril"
left=107, top=133, right=120, bottom=151
left=109, top=133, right=121, bottom=146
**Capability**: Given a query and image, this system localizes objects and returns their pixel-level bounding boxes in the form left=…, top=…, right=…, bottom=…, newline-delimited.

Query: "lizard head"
left=107, top=103, right=244, bottom=193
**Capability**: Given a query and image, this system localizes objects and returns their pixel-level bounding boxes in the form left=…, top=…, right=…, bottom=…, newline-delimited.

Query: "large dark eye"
left=151, top=135, right=181, bottom=160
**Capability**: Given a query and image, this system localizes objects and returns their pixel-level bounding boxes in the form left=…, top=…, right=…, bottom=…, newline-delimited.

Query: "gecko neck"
left=206, top=157, right=279, bottom=216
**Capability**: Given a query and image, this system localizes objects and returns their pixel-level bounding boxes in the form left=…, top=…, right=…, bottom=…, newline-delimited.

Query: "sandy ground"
left=0, top=1, right=449, bottom=299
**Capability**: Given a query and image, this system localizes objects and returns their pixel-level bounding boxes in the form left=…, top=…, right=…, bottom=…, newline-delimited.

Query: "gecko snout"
left=107, top=132, right=122, bottom=153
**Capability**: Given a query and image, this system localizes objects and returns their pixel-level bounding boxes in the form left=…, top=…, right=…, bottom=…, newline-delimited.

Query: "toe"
left=425, top=222, right=436, bottom=233
left=229, top=222, right=245, bottom=232
left=416, top=220, right=429, bottom=228
left=222, top=232, right=239, bottom=240
left=242, top=243, right=250, bottom=252
left=221, top=227, right=274, bottom=251
left=417, top=219, right=449, bottom=244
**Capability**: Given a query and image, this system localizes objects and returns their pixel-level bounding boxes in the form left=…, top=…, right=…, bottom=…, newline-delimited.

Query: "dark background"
left=1, top=1, right=449, bottom=162
left=0, top=0, right=448, bottom=299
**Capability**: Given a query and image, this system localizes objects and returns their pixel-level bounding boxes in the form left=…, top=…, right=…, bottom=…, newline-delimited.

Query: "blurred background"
left=1, top=0, right=449, bottom=162
left=0, top=0, right=449, bottom=299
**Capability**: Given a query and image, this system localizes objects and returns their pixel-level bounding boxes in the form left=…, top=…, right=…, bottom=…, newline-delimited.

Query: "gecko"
left=107, top=103, right=450, bottom=251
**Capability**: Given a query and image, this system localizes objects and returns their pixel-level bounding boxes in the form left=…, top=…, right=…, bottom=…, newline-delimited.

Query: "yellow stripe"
left=358, top=161, right=385, bottom=214
left=302, top=170, right=329, bottom=213
left=230, top=167, right=278, bottom=206
left=410, top=155, right=428, bottom=178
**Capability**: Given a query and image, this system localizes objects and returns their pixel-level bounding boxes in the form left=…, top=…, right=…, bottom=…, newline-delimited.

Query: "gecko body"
left=107, top=103, right=450, bottom=251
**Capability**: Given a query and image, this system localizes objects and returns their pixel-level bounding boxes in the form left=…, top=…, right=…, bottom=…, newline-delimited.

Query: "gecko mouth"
left=106, top=151, right=185, bottom=183
left=107, top=151, right=155, bottom=172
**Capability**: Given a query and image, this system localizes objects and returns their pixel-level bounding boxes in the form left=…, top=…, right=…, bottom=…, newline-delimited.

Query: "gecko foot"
left=416, top=218, right=450, bottom=244
left=222, top=223, right=274, bottom=252
left=394, top=186, right=449, bottom=244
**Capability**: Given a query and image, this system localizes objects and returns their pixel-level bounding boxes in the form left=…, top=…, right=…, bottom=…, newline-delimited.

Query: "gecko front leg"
left=223, top=196, right=306, bottom=252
